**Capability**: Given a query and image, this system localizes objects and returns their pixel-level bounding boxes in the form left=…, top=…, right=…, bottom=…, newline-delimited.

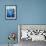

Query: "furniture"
left=18, top=25, right=46, bottom=42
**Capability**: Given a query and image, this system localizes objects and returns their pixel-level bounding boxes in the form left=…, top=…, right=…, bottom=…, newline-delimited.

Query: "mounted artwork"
left=5, top=5, right=16, bottom=20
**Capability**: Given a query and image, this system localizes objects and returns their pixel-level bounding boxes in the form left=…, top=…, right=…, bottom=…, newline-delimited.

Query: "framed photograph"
left=5, top=5, right=16, bottom=20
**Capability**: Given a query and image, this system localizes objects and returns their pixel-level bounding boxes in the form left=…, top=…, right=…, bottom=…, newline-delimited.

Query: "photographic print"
left=5, top=5, right=16, bottom=20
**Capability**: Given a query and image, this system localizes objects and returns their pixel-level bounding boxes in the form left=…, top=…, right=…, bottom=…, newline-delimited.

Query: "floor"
left=0, top=44, right=18, bottom=46
left=19, top=39, right=46, bottom=46
left=0, top=40, right=46, bottom=46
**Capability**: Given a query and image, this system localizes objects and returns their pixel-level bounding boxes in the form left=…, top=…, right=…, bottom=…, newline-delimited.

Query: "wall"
left=0, top=0, right=46, bottom=44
